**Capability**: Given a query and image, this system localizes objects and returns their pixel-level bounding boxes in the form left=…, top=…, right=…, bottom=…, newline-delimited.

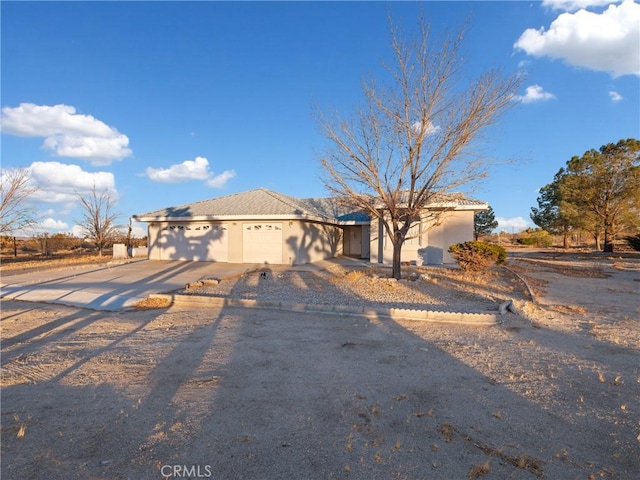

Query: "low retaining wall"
left=149, top=293, right=498, bottom=326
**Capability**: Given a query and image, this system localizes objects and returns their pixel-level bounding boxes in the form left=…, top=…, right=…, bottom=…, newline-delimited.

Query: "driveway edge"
left=149, top=293, right=498, bottom=326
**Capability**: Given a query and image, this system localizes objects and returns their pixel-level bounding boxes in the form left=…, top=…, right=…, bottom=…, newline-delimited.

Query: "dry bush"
left=449, top=241, right=507, bottom=272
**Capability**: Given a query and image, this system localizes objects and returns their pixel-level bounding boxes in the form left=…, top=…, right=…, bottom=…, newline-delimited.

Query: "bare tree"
left=317, top=18, right=522, bottom=278
left=77, top=185, right=120, bottom=256
left=0, top=168, right=40, bottom=236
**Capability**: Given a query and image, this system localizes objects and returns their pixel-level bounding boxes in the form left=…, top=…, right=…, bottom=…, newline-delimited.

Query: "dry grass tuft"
left=344, top=269, right=367, bottom=284
left=133, top=297, right=172, bottom=310
left=468, top=460, right=490, bottom=479
left=552, top=304, right=588, bottom=314
left=437, top=423, right=456, bottom=443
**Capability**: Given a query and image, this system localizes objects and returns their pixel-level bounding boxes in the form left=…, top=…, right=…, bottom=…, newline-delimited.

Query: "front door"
left=349, top=227, right=362, bottom=256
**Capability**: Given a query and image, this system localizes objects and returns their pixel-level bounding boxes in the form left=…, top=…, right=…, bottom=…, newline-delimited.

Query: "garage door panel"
left=158, top=223, right=228, bottom=261
left=243, top=223, right=283, bottom=264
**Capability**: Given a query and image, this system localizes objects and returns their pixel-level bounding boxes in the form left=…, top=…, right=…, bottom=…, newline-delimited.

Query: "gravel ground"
left=179, top=263, right=528, bottom=314
left=2, top=252, right=639, bottom=479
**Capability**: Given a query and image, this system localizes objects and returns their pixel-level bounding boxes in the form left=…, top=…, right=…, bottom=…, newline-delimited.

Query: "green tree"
left=561, top=139, right=640, bottom=252
left=530, top=168, right=575, bottom=248
left=474, top=206, right=498, bottom=240
left=317, top=17, right=522, bottom=279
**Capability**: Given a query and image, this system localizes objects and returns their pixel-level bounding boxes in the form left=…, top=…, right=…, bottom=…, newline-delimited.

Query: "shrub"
left=625, top=234, right=640, bottom=251
left=516, top=228, right=553, bottom=247
left=448, top=241, right=507, bottom=271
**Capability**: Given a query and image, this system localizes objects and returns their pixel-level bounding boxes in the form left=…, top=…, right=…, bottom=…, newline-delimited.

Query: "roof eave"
left=131, top=213, right=340, bottom=225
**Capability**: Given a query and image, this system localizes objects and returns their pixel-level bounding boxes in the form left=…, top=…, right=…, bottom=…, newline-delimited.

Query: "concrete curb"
left=503, top=265, right=537, bottom=304
left=149, top=293, right=498, bottom=326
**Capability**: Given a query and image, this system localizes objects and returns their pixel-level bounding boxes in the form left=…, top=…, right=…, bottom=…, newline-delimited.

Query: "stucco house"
left=132, top=188, right=487, bottom=266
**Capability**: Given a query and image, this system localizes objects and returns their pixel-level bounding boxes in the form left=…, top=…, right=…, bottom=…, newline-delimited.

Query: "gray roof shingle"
left=133, top=188, right=487, bottom=222
left=134, top=188, right=335, bottom=221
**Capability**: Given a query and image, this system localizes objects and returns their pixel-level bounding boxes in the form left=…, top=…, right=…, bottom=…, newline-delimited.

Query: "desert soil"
left=1, top=250, right=639, bottom=480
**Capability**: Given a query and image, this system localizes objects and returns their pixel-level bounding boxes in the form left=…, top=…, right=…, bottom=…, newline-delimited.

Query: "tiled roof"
left=134, top=188, right=335, bottom=221
left=133, top=188, right=486, bottom=222
left=391, top=191, right=487, bottom=208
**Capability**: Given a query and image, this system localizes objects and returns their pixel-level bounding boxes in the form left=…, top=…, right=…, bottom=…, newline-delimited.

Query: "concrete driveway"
left=0, top=260, right=260, bottom=311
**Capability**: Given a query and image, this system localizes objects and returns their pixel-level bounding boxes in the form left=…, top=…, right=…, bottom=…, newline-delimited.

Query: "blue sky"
left=2, top=0, right=639, bottom=238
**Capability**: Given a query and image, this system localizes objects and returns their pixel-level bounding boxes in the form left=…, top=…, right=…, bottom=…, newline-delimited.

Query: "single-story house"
left=131, top=188, right=487, bottom=266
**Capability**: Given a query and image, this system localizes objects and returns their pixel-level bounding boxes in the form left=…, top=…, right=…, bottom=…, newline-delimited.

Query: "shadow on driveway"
left=0, top=260, right=260, bottom=311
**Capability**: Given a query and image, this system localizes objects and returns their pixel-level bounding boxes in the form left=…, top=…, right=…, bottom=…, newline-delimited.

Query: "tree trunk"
left=392, top=240, right=403, bottom=280
left=603, top=225, right=614, bottom=253
left=13, top=236, right=17, bottom=257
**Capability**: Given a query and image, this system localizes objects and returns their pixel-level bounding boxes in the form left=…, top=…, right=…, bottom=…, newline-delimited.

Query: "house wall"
left=147, top=219, right=342, bottom=265
left=369, top=210, right=475, bottom=265
left=284, top=220, right=343, bottom=265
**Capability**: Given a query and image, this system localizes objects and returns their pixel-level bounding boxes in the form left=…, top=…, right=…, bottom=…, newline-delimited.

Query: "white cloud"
left=411, top=120, right=441, bottom=136
left=70, top=224, right=86, bottom=237
left=146, top=156, right=235, bottom=188
left=130, top=224, right=147, bottom=239
left=496, top=216, right=531, bottom=233
left=1, top=103, right=132, bottom=165
left=515, top=0, right=640, bottom=77
left=206, top=170, right=236, bottom=188
left=39, top=218, right=70, bottom=232
left=542, top=0, right=619, bottom=12
left=609, top=90, right=623, bottom=101
left=28, top=161, right=117, bottom=204
left=513, top=84, right=556, bottom=103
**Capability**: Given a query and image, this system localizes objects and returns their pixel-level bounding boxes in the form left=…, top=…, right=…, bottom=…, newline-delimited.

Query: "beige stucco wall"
left=369, top=210, right=475, bottom=265
left=146, top=219, right=342, bottom=265
left=284, top=220, right=343, bottom=265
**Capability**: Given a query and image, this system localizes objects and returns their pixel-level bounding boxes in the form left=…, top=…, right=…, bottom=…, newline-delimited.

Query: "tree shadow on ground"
left=2, top=293, right=638, bottom=479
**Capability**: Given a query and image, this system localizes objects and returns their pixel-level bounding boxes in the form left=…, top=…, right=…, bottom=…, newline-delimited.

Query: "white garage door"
left=243, top=223, right=283, bottom=264
left=158, top=223, right=228, bottom=261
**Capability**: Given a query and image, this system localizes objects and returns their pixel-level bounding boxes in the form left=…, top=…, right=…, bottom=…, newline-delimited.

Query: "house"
left=131, top=188, right=487, bottom=266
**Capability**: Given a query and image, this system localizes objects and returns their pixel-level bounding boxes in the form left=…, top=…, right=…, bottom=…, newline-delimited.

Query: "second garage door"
left=242, top=222, right=283, bottom=264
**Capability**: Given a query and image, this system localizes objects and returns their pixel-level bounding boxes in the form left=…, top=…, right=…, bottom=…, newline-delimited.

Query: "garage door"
left=158, top=223, right=228, bottom=261
left=243, top=223, right=283, bottom=264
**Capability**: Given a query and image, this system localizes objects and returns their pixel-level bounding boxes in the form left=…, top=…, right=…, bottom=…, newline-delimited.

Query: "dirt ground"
left=1, top=250, right=639, bottom=479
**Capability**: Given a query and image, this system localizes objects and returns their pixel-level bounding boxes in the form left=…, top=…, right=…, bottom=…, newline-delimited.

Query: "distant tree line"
left=531, top=138, right=640, bottom=252
left=1, top=169, right=144, bottom=257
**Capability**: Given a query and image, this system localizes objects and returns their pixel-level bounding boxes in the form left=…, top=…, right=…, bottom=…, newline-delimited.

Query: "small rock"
left=499, top=300, right=513, bottom=315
